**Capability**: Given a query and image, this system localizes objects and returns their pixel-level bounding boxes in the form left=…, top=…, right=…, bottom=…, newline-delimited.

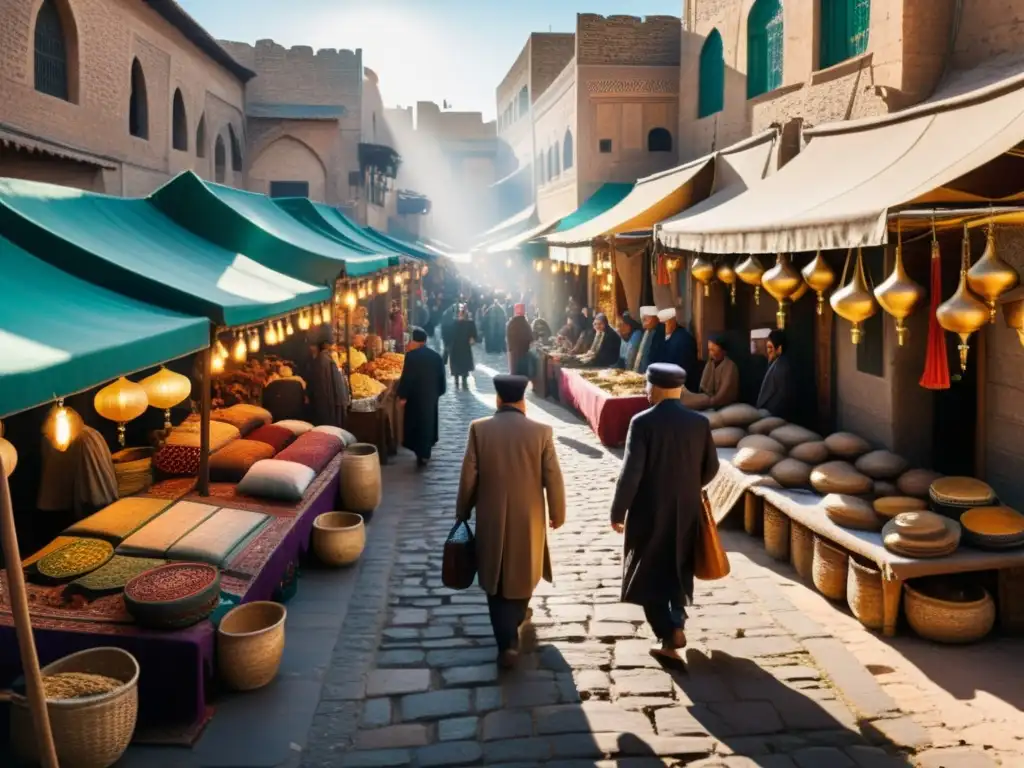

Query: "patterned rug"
left=706, top=460, right=763, bottom=524
left=222, top=517, right=295, bottom=579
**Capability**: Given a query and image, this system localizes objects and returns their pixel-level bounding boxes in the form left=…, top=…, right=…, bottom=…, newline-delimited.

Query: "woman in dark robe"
left=506, top=303, right=533, bottom=376
left=484, top=300, right=507, bottom=354
left=449, top=304, right=478, bottom=389
left=307, top=341, right=348, bottom=427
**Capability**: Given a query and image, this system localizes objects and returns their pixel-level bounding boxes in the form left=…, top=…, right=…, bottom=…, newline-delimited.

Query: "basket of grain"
left=111, top=447, right=155, bottom=497
left=10, top=647, right=139, bottom=768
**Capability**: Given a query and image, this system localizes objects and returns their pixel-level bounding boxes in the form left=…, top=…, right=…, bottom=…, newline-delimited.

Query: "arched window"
left=34, top=0, right=72, bottom=101
left=551, top=144, right=560, bottom=178
left=229, top=125, right=243, bottom=172
left=563, top=129, right=574, bottom=170
left=214, top=135, right=226, bottom=183
left=129, top=58, right=148, bottom=138
left=820, top=0, right=870, bottom=69
left=172, top=89, right=188, bottom=151
left=196, top=113, right=207, bottom=158
left=546, top=147, right=554, bottom=180
left=748, top=0, right=784, bottom=99
left=647, top=128, right=673, bottom=153
left=518, top=86, right=529, bottom=119
left=537, top=153, right=545, bottom=184
left=698, top=29, right=725, bottom=118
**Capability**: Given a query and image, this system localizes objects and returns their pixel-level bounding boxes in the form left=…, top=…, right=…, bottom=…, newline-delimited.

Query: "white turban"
left=657, top=308, right=676, bottom=323
left=639, top=306, right=657, bottom=319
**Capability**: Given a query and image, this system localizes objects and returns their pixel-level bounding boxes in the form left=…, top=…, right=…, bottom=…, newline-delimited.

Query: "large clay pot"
left=340, top=443, right=382, bottom=515
left=312, top=512, right=366, bottom=567
left=217, top=601, right=286, bottom=691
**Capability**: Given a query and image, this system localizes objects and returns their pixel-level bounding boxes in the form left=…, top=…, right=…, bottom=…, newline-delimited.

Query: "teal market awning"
left=0, top=235, right=209, bottom=418
left=363, top=225, right=437, bottom=262
left=0, top=178, right=330, bottom=328
left=547, top=183, right=634, bottom=265
left=149, top=172, right=385, bottom=284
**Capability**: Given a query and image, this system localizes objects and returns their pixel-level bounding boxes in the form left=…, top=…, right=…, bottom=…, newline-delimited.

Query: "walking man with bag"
left=455, top=374, right=566, bottom=669
left=609, top=363, right=720, bottom=662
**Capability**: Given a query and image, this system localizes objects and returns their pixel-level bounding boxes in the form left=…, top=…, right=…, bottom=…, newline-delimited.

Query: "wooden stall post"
left=0, top=457, right=59, bottom=768
left=197, top=338, right=213, bottom=497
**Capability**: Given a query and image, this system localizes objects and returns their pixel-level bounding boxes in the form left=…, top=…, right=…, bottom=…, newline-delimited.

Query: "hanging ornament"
left=248, top=329, right=261, bottom=353
left=830, top=248, right=878, bottom=345
left=0, top=436, right=17, bottom=477
left=140, top=367, right=192, bottom=430
left=874, top=224, right=924, bottom=347
left=297, top=311, right=310, bottom=331
left=358, top=283, right=367, bottom=299
left=94, top=377, right=149, bottom=447
left=716, top=261, right=737, bottom=304
left=563, top=260, right=572, bottom=273
left=736, top=256, right=765, bottom=305
left=789, top=280, right=810, bottom=303
left=275, top=320, right=285, bottom=341
left=285, top=317, right=295, bottom=337
left=1002, top=292, right=1024, bottom=347
left=214, top=338, right=229, bottom=360
left=323, top=303, right=332, bottom=324
left=801, top=250, right=835, bottom=316
left=690, top=256, right=714, bottom=297
left=43, top=400, right=82, bottom=452
left=395, top=272, right=404, bottom=287
left=344, top=290, right=357, bottom=310
left=550, top=261, right=559, bottom=274
left=380, top=275, right=390, bottom=293
left=967, top=221, right=1020, bottom=323
left=265, top=322, right=278, bottom=346
left=762, top=253, right=802, bottom=329
left=312, top=305, right=323, bottom=327
left=211, top=354, right=225, bottom=373
left=232, top=333, right=248, bottom=363
left=937, top=224, right=989, bottom=372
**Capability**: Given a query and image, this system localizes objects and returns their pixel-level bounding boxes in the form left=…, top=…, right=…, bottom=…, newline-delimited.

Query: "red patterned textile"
left=246, top=424, right=296, bottom=453
left=558, top=369, right=649, bottom=447
left=153, top=444, right=201, bottom=477
left=275, top=431, right=343, bottom=473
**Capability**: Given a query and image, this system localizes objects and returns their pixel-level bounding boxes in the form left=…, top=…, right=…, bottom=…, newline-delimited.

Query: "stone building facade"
left=0, top=0, right=252, bottom=195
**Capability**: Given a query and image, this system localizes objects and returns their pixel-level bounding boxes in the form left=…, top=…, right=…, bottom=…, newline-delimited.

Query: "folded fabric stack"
left=64, top=497, right=173, bottom=544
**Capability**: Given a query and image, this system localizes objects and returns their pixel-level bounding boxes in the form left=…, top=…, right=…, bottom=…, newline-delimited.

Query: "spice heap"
left=42, top=672, right=123, bottom=700
left=360, top=352, right=404, bottom=383
left=579, top=369, right=647, bottom=397
left=350, top=372, right=387, bottom=399
left=214, top=355, right=296, bottom=408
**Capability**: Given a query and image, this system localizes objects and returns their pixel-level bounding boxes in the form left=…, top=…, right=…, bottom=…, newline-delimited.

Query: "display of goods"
left=824, top=432, right=871, bottom=458
left=855, top=450, right=908, bottom=480
left=771, top=458, right=812, bottom=488
left=213, top=356, right=297, bottom=408
left=700, top=410, right=725, bottom=430
left=712, top=427, right=745, bottom=448
left=749, top=416, right=786, bottom=435
left=42, top=672, right=123, bottom=700
left=904, top=580, right=995, bottom=644
left=218, top=601, right=287, bottom=691
left=810, top=461, right=873, bottom=495
left=68, top=556, right=167, bottom=596
left=790, top=441, right=829, bottom=465
left=350, top=372, right=387, bottom=399
left=897, top=468, right=943, bottom=498
left=360, top=353, right=404, bottom=382
left=770, top=424, right=822, bottom=449
left=960, top=506, right=1024, bottom=550
left=873, top=480, right=898, bottom=497
left=123, top=562, right=221, bottom=629
left=873, top=497, right=927, bottom=518
left=882, top=512, right=961, bottom=558
left=822, top=494, right=882, bottom=531
left=732, top=447, right=782, bottom=474
left=738, top=434, right=786, bottom=454
left=37, top=539, right=115, bottom=581
left=312, top=512, right=366, bottom=567
left=718, top=404, right=761, bottom=428
left=340, top=444, right=382, bottom=516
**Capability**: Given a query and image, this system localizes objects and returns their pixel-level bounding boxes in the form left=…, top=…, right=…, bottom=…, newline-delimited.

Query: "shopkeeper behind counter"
left=650, top=307, right=698, bottom=382
left=757, top=329, right=796, bottom=421
left=681, top=333, right=739, bottom=411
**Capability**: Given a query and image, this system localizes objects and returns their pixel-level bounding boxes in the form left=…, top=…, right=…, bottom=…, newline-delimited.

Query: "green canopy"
left=363, top=226, right=438, bottom=262
left=0, top=235, right=209, bottom=418
left=273, top=197, right=399, bottom=273
left=149, top=172, right=390, bottom=283
left=553, top=183, right=635, bottom=232
left=0, top=178, right=330, bottom=328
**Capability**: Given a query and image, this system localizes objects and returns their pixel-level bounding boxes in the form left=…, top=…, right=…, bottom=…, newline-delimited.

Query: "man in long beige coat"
left=456, top=374, right=566, bottom=669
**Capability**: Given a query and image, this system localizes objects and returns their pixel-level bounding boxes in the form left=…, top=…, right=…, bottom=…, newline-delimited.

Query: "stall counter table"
left=558, top=368, right=648, bottom=448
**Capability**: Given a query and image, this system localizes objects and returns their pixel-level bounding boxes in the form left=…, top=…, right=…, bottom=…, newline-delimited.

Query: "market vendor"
left=631, top=306, right=659, bottom=374
left=563, top=313, right=621, bottom=369
left=757, top=329, right=796, bottom=421
left=307, top=339, right=350, bottom=428
left=531, top=316, right=553, bottom=343
left=650, top=307, right=698, bottom=381
left=618, top=313, right=644, bottom=370
left=681, top=333, right=739, bottom=410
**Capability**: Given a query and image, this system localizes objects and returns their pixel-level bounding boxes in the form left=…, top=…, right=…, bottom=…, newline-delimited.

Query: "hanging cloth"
left=920, top=236, right=951, bottom=390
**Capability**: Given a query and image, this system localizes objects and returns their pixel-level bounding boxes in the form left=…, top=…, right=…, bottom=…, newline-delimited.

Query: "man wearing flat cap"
left=397, top=327, right=447, bottom=467
left=456, top=374, right=566, bottom=669
left=649, top=307, right=698, bottom=383
left=610, top=363, right=720, bottom=662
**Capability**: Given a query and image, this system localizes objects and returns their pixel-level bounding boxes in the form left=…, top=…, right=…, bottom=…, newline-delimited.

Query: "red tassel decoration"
left=920, top=237, right=951, bottom=390
left=656, top=254, right=671, bottom=286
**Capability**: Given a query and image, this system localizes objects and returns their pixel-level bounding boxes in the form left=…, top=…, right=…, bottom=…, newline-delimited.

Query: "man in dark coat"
left=397, top=327, right=447, bottom=467
left=610, top=363, right=720, bottom=662
left=506, top=303, right=533, bottom=376
left=307, top=340, right=349, bottom=428
left=757, top=329, right=796, bottom=421
left=484, top=299, right=508, bottom=354
left=649, top=308, right=698, bottom=390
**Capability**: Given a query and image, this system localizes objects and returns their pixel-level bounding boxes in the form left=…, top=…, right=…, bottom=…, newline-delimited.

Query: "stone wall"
left=529, top=33, right=576, bottom=101
left=220, top=39, right=361, bottom=106
left=577, top=14, right=681, bottom=67
left=953, top=0, right=1024, bottom=69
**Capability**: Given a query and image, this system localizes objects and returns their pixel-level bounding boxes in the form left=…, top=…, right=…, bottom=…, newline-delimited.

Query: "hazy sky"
left=178, top=0, right=681, bottom=119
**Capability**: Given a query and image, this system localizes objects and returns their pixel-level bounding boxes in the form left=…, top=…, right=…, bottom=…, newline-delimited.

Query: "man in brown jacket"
left=682, top=333, right=739, bottom=410
left=455, top=374, right=566, bottom=668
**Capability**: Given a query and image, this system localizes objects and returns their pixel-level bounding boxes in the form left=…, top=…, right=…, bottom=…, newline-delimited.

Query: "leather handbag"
left=694, top=490, right=730, bottom=580
left=442, top=519, right=477, bottom=590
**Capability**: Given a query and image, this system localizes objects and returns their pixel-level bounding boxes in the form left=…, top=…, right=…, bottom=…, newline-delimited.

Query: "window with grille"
left=196, top=114, right=207, bottom=158
left=129, top=59, right=149, bottom=138
left=34, top=0, right=69, bottom=101
left=647, top=128, right=673, bottom=152
left=599, top=139, right=612, bottom=153
left=214, top=136, right=226, bottom=183
left=172, top=89, right=188, bottom=151
left=820, top=0, right=870, bottom=69
left=269, top=181, right=310, bottom=199
left=563, top=130, right=574, bottom=170
left=229, top=125, right=243, bottom=171
left=698, top=29, right=725, bottom=118
left=747, top=0, right=784, bottom=99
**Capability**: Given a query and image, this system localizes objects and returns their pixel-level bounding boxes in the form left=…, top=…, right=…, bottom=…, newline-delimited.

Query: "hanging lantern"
left=312, top=305, right=323, bottom=326
left=43, top=400, right=82, bottom=452
left=550, top=261, right=559, bottom=274
left=344, top=290, right=357, bottom=310
left=265, top=322, right=278, bottom=346
left=297, top=311, right=311, bottom=331
left=789, top=280, right=810, bottom=303
left=874, top=230, right=924, bottom=347
left=140, top=367, right=192, bottom=429
left=716, top=261, right=737, bottom=304
left=736, top=256, right=765, bottom=304
left=0, top=436, right=17, bottom=478
left=232, top=333, right=248, bottom=364
left=358, top=283, right=367, bottom=299
left=395, top=271, right=404, bottom=287
left=275, top=320, right=285, bottom=341
left=1002, top=292, right=1024, bottom=347
left=830, top=249, right=878, bottom=345
left=380, top=275, right=390, bottom=293
left=605, top=272, right=614, bottom=286
left=801, top=251, right=835, bottom=316
left=211, top=353, right=225, bottom=373
left=323, top=303, right=332, bottom=324
left=248, top=329, right=261, bottom=353
left=533, top=260, right=542, bottom=273
left=937, top=226, right=990, bottom=372
left=573, top=264, right=580, bottom=277
left=691, top=256, right=714, bottom=296
left=285, top=317, right=295, bottom=337
left=967, top=221, right=1020, bottom=323
left=403, top=269, right=412, bottom=282
left=214, top=338, right=229, bottom=360
left=94, top=377, right=149, bottom=447
left=563, top=260, right=572, bottom=273
left=762, top=253, right=802, bottom=329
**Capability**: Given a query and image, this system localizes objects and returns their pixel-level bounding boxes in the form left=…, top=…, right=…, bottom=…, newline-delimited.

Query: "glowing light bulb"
left=345, top=291, right=357, bottom=309
left=232, top=334, right=247, bottom=363
left=211, top=354, right=225, bottom=373
left=323, top=303, right=332, bottom=323
left=298, top=311, right=310, bottom=331
left=312, top=306, right=322, bottom=326
left=46, top=401, right=81, bottom=453
left=395, top=273, right=404, bottom=286
left=285, top=318, right=295, bottom=336
left=248, top=329, right=260, bottom=353
left=215, top=339, right=228, bottom=359
left=265, top=323, right=278, bottom=346
left=358, top=284, right=366, bottom=300
left=550, top=261, right=558, bottom=274
left=275, top=320, right=285, bottom=340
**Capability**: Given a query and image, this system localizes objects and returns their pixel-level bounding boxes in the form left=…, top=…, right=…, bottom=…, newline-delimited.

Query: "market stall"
left=557, top=368, right=648, bottom=447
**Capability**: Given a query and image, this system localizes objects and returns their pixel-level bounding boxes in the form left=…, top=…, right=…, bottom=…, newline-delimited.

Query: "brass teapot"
left=762, top=253, right=802, bottom=329
left=802, top=251, right=835, bottom=316
left=874, top=236, right=924, bottom=347
left=736, top=256, right=765, bottom=305
left=716, top=261, right=738, bottom=304
left=938, top=226, right=990, bottom=372
left=691, top=255, right=714, bottom=296
left=830, top=248, right=877, bottom=345
left=967, top=221, right=1019, bottom=323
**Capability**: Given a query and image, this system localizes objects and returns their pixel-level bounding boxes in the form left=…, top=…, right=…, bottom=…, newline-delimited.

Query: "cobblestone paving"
left=300, top=353, right=947, bottom=767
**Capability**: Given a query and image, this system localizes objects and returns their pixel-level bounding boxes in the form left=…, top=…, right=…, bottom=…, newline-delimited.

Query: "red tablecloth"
left=558, top=369, right=649, bottom=447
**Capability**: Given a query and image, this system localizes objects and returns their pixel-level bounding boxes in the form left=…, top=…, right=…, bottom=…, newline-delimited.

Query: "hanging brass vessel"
left=762, top=253, right=802, bottom=329
left=716, top=261, right=738, bottom=304
left=1002, top=289, right=1024, bottom=347
left=937, top=229, right=990, bottom=372
left=830, top=248, right=878, bottom=345
left=802, top=250, right=835, bottom=315
left=691, top=256, right=714, bottom=297
left=736, top=256, right=765, bottom=305
left=967, top=222, right=1020, bottom=323
left=790, top=281, right=810, bottom=303
left=874, top=241, right=924, bottom=347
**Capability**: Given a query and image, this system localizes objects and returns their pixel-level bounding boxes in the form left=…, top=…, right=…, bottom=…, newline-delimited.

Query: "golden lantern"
left=802, top=250, right=835, bottom=315
left=323, top=303, right=332, bottom=324
left=211, top=354, right=225, bottom=373
left=716, top=261, right=737, bottom=304
left=550, top=261, right=559, bottom=274
left=232, top=333, right=248, bottom=364
left=736, top=256, right=765, bottom=304
left=297, top=311, right=311, bottom=331
left=1002, top=290, right=1024, bottom=347
left=94, top=377, right=149, bottom=447
left=967, top=221, right=1019, bottom=323
left=248, top=329, right=261, bottom=353
left=789, top=280, right=810, bottom=303
left=379, top=275, right=390, bottom=293
left=691, top=256, right=714, bottom=297
left=762, top=253, right=802, bottom=329
left=140, top=367, right=192, bottom=429
left=395, top=272, right=404, bottom=287
left=275, top=320, right=285, bottom=341
left=214, top=338, right=229, bottom=360
left=358, top=283, right=367, bottom=299
left=0, top=436, right=17, bottom=477
left=312, top=305, right=323, bottom=326
left=43, top=400, right=83, bottom=452
left=830, top=249, right=878, bottom=345
left=344, top=290, right=357, bottom=310
left=265, top=322, right=278, bottom=346
left=563, top=260, right=572, bottom=273
left=285, top=317, right=295, bottom=337
left=938, top=226, right=990, bottom=372
left=874, top=235, right=924, bottom=347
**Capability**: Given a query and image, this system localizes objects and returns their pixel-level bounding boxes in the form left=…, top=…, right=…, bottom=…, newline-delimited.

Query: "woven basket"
left=790, top=521, right=814, bottom=580
left=218, top=601, right=287, bottom=691
left=312, top=512, right=366, bottom=567
left=11, top=647, right=139, bottom=768
left=846, top=557, right=883, bottom=630
left=744, top=493, right=763, bottom=537
left=812, top=537, right=848, bottom=601
left=112, top=447, right=154, bottom=497
left=904, top=582, right=996, bottom=644
left=763, top=502, right=790, bottom=561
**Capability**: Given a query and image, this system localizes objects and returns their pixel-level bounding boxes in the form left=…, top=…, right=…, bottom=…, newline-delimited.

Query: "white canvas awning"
left=471, top=205, right=537, bottom=252
left=657, top=64, right=1024, bottom=255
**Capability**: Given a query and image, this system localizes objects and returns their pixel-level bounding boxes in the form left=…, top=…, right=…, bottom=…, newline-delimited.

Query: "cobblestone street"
left=300, top=353, right=1020, bottom=768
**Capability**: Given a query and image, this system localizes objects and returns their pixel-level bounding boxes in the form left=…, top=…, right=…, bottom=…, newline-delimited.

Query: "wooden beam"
left=197, top=340, right=213, bottom=497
